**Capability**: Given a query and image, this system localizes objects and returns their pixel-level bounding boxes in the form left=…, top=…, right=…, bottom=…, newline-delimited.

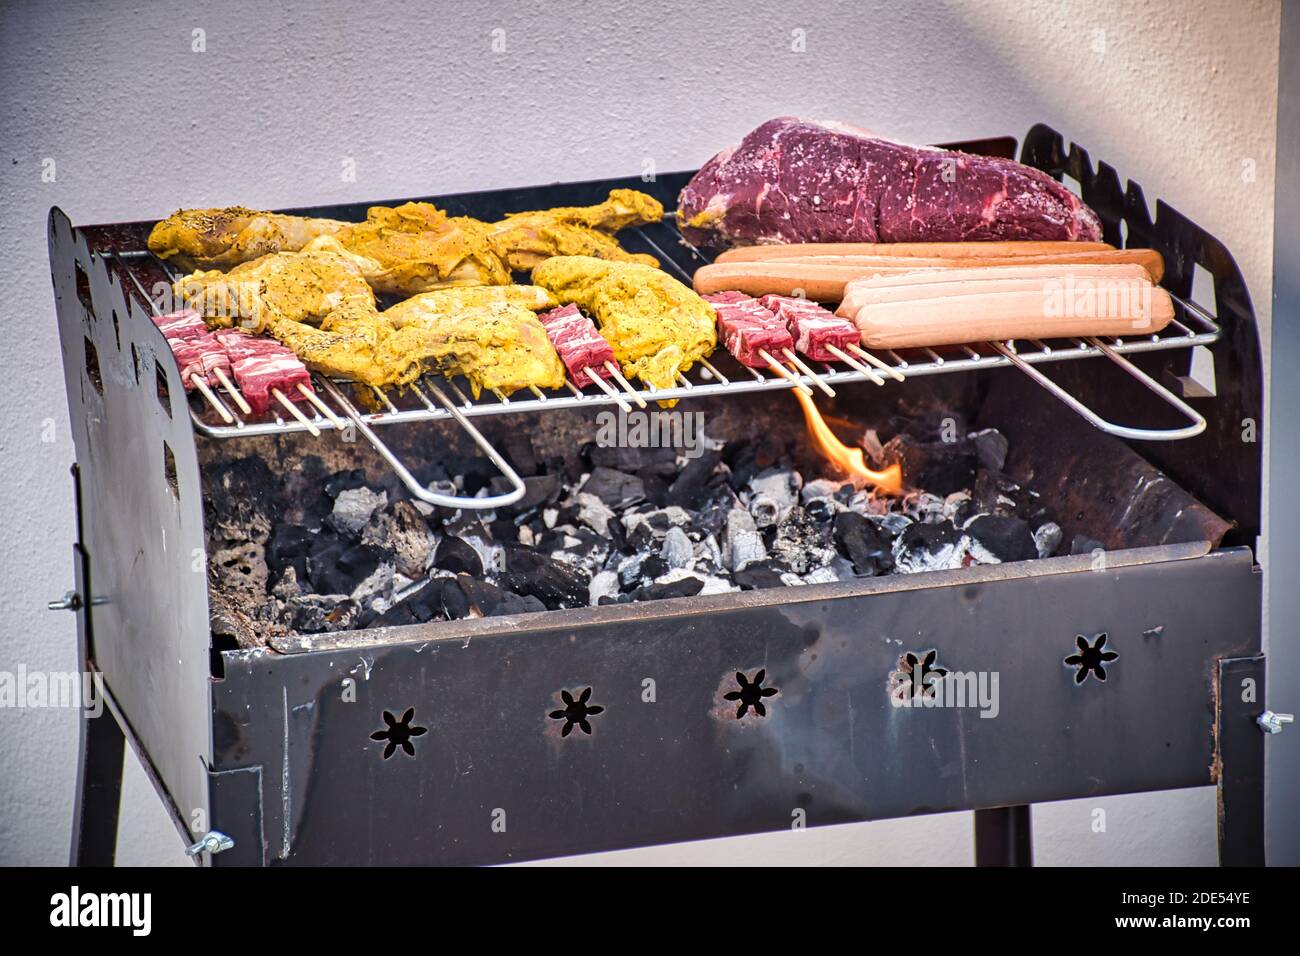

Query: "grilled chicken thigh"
left=149, top=191, right=664, bottom=296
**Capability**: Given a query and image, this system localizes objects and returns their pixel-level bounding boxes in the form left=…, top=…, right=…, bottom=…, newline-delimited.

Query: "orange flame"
left=793, top=390, right=903, bottom=495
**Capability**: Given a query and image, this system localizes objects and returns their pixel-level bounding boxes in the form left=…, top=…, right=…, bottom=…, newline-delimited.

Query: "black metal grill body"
left=48, top=126, right=1268, bottom=865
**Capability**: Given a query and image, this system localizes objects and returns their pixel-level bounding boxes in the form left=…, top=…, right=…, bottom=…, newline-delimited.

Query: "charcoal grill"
left=50, top=125, right=1272, bottom=866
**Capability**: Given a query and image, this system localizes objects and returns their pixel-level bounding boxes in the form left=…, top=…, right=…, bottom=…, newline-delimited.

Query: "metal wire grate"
left=106, top=214, right=1222, bottom=506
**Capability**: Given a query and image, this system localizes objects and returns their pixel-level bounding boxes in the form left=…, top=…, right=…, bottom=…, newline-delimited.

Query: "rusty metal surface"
left=210, top=547, right=1259, bottom=866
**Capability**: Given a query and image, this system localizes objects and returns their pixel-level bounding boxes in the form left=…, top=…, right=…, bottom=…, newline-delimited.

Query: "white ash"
left=654, top=567, right=738, bottom=595
left=572, top=492, right=615, bottom=536
left=588, top=570, right=620, bottom=606
left=723, top=508, right=768, bottom=571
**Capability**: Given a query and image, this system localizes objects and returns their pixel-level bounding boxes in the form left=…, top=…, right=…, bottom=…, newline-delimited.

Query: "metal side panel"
left=49, top=207, right=214, bottom=843
left=210, top=547, right=1260, bottom=866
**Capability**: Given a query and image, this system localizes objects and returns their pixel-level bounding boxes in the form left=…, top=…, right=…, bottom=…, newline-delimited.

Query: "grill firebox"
left=51, top=126, right=1268, bottom=866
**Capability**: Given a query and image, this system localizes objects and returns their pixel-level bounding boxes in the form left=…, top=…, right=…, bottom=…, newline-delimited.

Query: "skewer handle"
left=758, top=349, right=814, bottom=396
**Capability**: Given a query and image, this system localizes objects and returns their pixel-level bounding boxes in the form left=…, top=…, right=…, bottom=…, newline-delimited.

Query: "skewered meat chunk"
left=149, top=191, right=665, bottom=296
left=168, top=332, right=233, bottom=390
left=152, top=308, right=209, bottom=340
left=703, top=292, right=793, bottom=368
left=759, top=295, right=859, bottom=362
left=531, top=256, right=717, bottom=392
left=538, top=304, right=617, bottom=387
left=213, top=330, right=314, bottom=415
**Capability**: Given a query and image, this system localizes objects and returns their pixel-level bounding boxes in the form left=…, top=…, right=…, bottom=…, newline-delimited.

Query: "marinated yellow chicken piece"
left=148, top=191, right=664, bottom=295
left=175, top=249, right=376, bottom=332
left=147, top=207, right=350, bottom=271
left=383, top=284, right=556, bottom=325
left=176, top=248, right=563, bottom=394
left=531, top=256, right=716, bottom=392
left=333, top=203, right=512, bottom=292
left=488, top=189, right=665, bottom=271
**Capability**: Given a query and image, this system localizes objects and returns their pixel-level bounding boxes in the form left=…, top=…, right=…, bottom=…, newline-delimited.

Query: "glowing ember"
left=793, top=390, right=903, bottom=495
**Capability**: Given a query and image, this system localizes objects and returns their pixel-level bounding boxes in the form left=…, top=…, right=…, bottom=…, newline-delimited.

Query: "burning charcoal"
left=306, top=539, right=385, bottom=596
left=732, top=562, right=788, bottom=591
left=693, top=484, right=742, bottom=539
left=660, top=527, right=694, bottom=569
left=323, top=467, right=370, bottom=499
left=800, top=560, right=858, bottom=585
left=589, top=570, right=621, bottom=606
left=972, top=470, right=1040, bottom=519
left=267, top=523, right=313, bottom=581
left=1070, top=534, right=1106, bottom=556
left=943, top=491, right=975, bottom=527
left=1033, top=521, right=1064, bottom=559
left=331, top=486, right=387, bottom=536
left=453, top=576, right=547, bottom=617
left=621, top=506, right=693, bottom=549
left=969, top=428, right=1009, bottom=473
left=666, top=448, right=723, bottom=509
left=581, top=467, right=646, bottom=509
left=500, top=547, right=591, bottom=609
left=437, top=454, right=502, bottom=495
left=871, top=513, right=913, bottom=536
left=271, top=565, right=305, bottom=601
left=433, top=536, right=484, bottom=576
left=692, top=534, right=725, bottom=574
left=892, top=520, right=967, bottom=574
left=802, top=478, right=850, bottom=503
left=571, top=492, right=616, bottom=536
left=617, top=552, right=669, bottom=590
left=501, top=433, right=539, bottom=477
left=749, top=468, right=801, bottom=520
left=283, top=593, right=360, bottom=633
left=441, top=516, right=505, bottom=573
left=367, top=578, right=450, bottom=627
left=882, top=433, right=977, bottom=497
left=490, top=474, right=562, bottom=516
left=723, top=508, right=768, bottom=572
left=605, top=575, right=706, bottom=604
left=550, top=527, right=610, bottom=571
left=804, top=496, right=843, bottom=524
left=904, top=492, right=947, bottom=525
left=636, top=469, right=672, bottom=508
left=771, top=506, right=836, bottom=574
left=654, top=567, right=738, bottom=595
left=748, top=494, right=782, bottom=529
left=833, top=512, right=895, bottom=576
left=360, top=501, right=436, bottom=578
left=724, top=440, right=783, bottom=491
left=965, top=515, right=1038, bottom=564
left=584, top=443, right=678, bottom=477
left=349, top=561, right=395, bottom=607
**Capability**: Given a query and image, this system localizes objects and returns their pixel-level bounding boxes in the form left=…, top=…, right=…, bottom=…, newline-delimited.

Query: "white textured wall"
left=0, top=0, right=1279, bottom=866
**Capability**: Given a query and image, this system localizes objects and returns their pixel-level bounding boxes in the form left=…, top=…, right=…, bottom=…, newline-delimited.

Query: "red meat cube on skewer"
left=759, top=295, right=860, bottom=363
left=538, top=304, right=617, bottom=388
left=703, top=292, right=793, bottom=368
left=213, top=330, right=314, bottom=416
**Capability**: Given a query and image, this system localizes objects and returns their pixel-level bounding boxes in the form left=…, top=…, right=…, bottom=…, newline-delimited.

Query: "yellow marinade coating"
left=530, top=256, right=717, bottom=392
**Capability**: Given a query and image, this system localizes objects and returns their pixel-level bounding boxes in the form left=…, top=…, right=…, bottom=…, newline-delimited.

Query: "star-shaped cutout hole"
left=724, top=669, right=779, bottom=719
left=1065, top=633, right=1119, bottom=684
left=896, top=649, right=948, bottom=702
left=370, top=707, right=428, bottom=758
left=549, top=687, right=604, bottom=737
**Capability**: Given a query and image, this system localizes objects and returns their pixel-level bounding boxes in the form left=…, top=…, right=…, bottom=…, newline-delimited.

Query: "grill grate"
left=107, top=214, right=1221, bottom=508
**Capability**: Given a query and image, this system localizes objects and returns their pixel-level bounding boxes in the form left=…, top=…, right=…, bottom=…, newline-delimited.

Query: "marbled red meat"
left=538, top=304, right=616, bottom=388
left=703, top=292, right=793, bottom=368
left=759, top=295, right=859, bottom=362
left=168, top=332, right=232, bottom=390
left=153, top=308, right=208, bottom=340
left=213, top=330, right=313, bottom=415
left=677, top=117, right=1102, bottom=247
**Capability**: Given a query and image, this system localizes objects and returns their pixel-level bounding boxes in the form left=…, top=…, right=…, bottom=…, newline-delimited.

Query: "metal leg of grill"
left=1216, top=656, right=1267, bottom=866
left=973, top=805, right=1033, bottom=866
left=70, top=704, right=125, bottom=867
